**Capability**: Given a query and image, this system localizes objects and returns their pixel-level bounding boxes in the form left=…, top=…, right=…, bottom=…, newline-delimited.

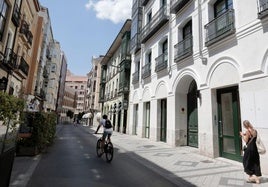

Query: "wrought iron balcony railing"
left=258, top=0, right=268, bottom=18
left=140, top=5, right=169, bottom=43
left=132, top=70, right=139, bottom=84
left=17, top=56, right=29, bottom=77
left=121, top=51, right=131, bottom=63
left=205, top=9, right=235, bottom=47
left=174, top=36, right=193, bottom=62
left=155, top=52, right=168, bottom=72
left=170, top=0, right=191, bottom=14
left=142, top=63, right=151, bottom=79
left=20, top=20, right=33, bottom=46
left=12, top=3, right=20, bottom=27
left=3, top=48, right=18, bottom=70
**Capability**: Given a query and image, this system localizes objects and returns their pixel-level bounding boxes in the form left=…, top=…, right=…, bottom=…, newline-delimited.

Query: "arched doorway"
left=187, top=80, right=198, bottom=147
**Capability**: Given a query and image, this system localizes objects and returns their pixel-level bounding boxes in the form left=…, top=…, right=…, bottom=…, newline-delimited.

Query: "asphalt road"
left=26, top=124, right=181, bottom=187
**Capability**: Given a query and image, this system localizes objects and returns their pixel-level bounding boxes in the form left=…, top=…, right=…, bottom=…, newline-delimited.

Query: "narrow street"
left=12, top=124, right=189, bottom=187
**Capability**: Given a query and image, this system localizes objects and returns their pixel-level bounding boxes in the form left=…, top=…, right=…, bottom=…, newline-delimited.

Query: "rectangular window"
left=93, top=80, right=96, bottom=92
left=0, top=0, right=8, bottom=41
left=147, top=51, right=151, bottom=64
left=147, top=11, right=152, bottom=23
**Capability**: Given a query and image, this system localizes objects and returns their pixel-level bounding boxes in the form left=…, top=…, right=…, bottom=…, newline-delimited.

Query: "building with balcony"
left=33, top=6, right=54, bottom=104
left=0, top=0, right=29, bottom=95
left=85, top=56, right=103, bottom=113
left=99, top=19, right=131, bottom=133
left=129, top=0, right=268, bottom=174
left=56, top=51, right=68, bottom=122
left=42, top=41, right=62, bottom=112
left=65, top=71, right=87, bottom=115
left=61, top=85, right=77, bottom=123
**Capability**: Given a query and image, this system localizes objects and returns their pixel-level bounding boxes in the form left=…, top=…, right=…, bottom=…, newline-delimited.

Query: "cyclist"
left=94, top=114, right=113, bottom=152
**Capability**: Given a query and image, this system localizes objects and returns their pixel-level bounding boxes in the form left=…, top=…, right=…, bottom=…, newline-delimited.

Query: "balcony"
left=205, top=9, right=235, bottom=47
left=132, top=70, right=139, bottom=84
left=155, top=53, right=168, bottom=72
left=120, top=60, right=131, bottom=71
left=14, top=57, right=29, bottom=79
left=35, top=89, right=46, bottom=100
left=12, top=3, right=20, bottom=27
left=121, top=52, right=131, bottom=64
left=142, top=63, right=151, bottom=79
left=2, top=48, right=18, bottom=70
left=174, top=36, right=193, bottom=63
left=258, top=0, right=268, bottom=19
left=20, top=20, right=33, bottom=47
left=119, top=81, right=130, bottom=93
left=140, top=5, right=169, bottom=43
left=170, top=0, right=191, bottom=14
left=130, top=33, right=141, bottom=52
left=43, top=68, right=49, bottom=78
left=141, top=0, right=149, bottom=6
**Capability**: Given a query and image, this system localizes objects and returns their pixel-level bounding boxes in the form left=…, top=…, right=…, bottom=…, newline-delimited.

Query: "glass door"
left=217, top=86, right=242, bottom=161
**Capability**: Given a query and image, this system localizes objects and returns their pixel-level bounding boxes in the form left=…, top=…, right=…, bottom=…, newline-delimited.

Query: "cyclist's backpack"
left=105, top=119, right=112, bottom=129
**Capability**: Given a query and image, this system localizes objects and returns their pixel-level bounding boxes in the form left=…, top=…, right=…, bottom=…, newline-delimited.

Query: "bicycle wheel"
left=105, top=142, right=113, bottom=162
left=96, top=139, right=103, bottom=157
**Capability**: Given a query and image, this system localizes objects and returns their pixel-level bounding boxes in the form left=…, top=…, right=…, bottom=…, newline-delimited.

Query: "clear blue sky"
left=39, top=0, right=132, bottom=76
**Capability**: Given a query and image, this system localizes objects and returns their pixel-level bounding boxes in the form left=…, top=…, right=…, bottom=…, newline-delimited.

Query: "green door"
left=217, top=86, right=242, bottom=161
left=145, top=102, right=150, bottom=138
left=187, top=81, right=198, bottom=147
left=160, top=99, right=167, bottom=142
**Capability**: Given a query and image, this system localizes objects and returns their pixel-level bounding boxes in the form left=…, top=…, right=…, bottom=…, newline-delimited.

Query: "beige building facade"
left=65, top=71, right=87, bottom=115
left=85, top=56, right=103, bottom=113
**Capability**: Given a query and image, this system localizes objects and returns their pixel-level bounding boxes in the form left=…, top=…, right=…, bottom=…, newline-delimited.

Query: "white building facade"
left=99, top=20, right=132, bottom=133
left=129, top=0, right=268, bottom=174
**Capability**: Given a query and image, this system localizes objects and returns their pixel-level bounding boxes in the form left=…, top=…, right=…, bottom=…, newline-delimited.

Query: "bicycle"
left=96, top=136, right=114, bottom=162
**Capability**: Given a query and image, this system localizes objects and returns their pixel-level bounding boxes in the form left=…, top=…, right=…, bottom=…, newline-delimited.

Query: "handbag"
left=256, top=131, right=266, bottom=155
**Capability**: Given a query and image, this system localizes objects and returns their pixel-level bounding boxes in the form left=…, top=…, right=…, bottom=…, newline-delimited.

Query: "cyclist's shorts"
left=103, top=129, right=112, bottom=140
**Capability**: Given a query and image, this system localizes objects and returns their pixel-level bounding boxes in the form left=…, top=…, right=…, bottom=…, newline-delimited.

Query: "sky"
left=39, top=0, right=132, bottom=76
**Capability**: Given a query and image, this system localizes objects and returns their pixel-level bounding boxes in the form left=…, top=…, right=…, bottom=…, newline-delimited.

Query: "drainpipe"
left=198, top=0, right=207, bottom=64
left=140, top=43, right=144, bottom=86
left=168, top=2, right=173, bottom=77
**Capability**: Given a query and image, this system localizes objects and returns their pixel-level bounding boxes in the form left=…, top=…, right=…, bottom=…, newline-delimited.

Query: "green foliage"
left=0, top=92, right=25, bottom=153
left=0, top=92, right=25, bottom=123
left=17, top=112, right=57, bottom=152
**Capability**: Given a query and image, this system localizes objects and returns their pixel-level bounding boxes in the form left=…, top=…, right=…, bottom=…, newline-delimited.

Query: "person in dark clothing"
left=240, top=120, right=262, bottom=184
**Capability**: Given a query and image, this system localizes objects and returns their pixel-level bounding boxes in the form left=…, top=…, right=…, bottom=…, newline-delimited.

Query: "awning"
left=82, top=113, right=92, bottom=119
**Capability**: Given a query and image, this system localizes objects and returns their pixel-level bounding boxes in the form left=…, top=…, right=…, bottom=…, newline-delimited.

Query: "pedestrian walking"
left=240, top=120, right=262, bottom=184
